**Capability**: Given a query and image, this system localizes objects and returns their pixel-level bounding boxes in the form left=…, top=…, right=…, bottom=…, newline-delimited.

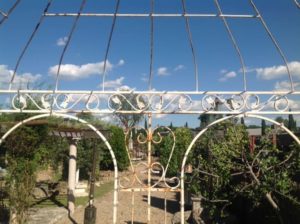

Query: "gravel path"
left=57, top=190, right=179, bottom=224
left=57, top=168, right=181, bottom=224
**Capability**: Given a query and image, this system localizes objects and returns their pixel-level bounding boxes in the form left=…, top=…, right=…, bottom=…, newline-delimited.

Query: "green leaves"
left=159, top=127, right=193, bottom=177
left=188, top=121, right=300, bottom=222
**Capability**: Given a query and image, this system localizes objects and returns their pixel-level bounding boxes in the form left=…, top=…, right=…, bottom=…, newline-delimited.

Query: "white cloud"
left=99, top=115, right=118, bottom=123
left=101, top=77, right=124, bottom=89
left=256, top=61, right=300, bottom=80
left=48, top=60, right=113, bottom=80
left=157, top=67, right=169, bottom=76
left=0, top=65, right=41, bottom=89
left=153, top=114, right=167, bottom=119
left=141, top=73, right=148, bottom=82
left=274, top=80, right=300, bottom=91
left=218, top=71, right=237, bottom=82
left=238, top=67, right=256, bottom=74
left=289, top=99, right=300, bottom=110
left=220, top=69, right=227, bottom=74
left=98, top=76, right=134, bottom=91
left=174, top=64, right=184, bottom=71
left=117, top=59, right=125, bottom=66
left=56, top=36, right=68, bottom=46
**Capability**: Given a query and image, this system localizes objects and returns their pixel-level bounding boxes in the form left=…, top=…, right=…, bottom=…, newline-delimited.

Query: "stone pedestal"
left=191, top=197, right=204, bottom=224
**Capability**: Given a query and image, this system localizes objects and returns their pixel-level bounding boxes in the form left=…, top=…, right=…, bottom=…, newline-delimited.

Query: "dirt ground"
left=56, top=166, right=181, bottom=224
left=57, top=190, right=180, bottom=224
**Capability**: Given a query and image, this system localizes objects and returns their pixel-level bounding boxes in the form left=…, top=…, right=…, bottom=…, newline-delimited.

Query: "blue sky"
left=0, top=0, right=300, bottom=127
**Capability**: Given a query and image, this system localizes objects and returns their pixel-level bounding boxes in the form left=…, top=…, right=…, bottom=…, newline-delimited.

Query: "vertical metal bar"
left=89, top=139, right=97, bottom=205
left=164, top=191, right=167, bottom=224
left=214, top=0, right=247, bottom=91
left=0, top=0, right=21, bottom=26
left=84, top=139, right=97, bottom=224
left=102, top=0, right=121, bottom=91
left=295, top=0, right=300, bottom=9
left=54, top=0, right=87, bottom=91
left=147, top=114, right=152, bottom=223
left=248, top=0, right=294, bottom=91
left=131, top=190, right=134, bottom=224
left=9, top=0, right=53, bottom=90
left=148, top=0, right=155, bottom=90
left=181, top=0, right=199, bottom=91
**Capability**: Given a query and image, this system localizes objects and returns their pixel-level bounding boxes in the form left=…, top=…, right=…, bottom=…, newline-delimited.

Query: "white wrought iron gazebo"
left=0, top=1, right=300, bottom=223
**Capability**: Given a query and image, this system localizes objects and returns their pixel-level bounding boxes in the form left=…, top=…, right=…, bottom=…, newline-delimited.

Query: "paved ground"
left=27, top=207, right=68, bottom=224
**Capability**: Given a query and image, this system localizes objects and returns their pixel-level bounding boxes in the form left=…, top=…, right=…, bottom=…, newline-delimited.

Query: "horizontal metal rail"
left=1, top=110, right=300, bottom=115
left=44, top=13, right=259, bottom=18
left=0, top=90, right=299, bottom=95
left=120, top=188, right=181, bottom=192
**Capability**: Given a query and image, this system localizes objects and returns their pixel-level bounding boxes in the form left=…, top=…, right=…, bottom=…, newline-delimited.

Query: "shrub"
left=159, top=127, right=193, bottom=177
left=101, top=126, right=129, bottom=171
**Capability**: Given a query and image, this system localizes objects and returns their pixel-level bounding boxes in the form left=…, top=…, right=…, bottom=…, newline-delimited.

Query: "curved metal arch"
left=0, top=113, right=119, bottom=224
left=179, top=114, right=300, bottom=224
left=294, top=0, right=300, bottom=9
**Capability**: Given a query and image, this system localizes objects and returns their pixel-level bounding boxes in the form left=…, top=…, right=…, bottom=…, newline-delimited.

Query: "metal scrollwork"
left=246, top=94, right=260, bottom=110
left=5, top=91, right=300, bottom=114
left=274, top=95, right=289, bottom=112
left=120, top=126, right=179, bottom=190
left=12, top=94, right=27, bottom=110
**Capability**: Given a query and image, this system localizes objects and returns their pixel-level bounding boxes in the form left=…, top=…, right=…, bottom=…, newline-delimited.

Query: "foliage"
left=288, top=110, right=297, bottom=132
left=76, top=139, right=103, bottom=180
left=101, top=126, right=129, bottom=171
left=261, top=119, right=266, bottom=135
left=0, top=109, right=131, bottom=222
left=159, top=127, right=193, bottom=176
left=188, top=121, right=300, bottom=223
left=2, top=125, right=47, bottom=223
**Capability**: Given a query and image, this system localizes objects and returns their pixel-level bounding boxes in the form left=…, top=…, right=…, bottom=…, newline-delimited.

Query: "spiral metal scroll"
left=7, top=92, right=299, bottom=114
left=120, top=126, right=180, bottom=190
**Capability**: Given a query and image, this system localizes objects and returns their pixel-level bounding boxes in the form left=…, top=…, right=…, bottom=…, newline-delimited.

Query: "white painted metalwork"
left=1, top=90, right=299, bottom=115
left=0, top=1, right=299, bottom=223
left=121, top=120, right=180, bottom=223
left=44, top=13, right=260, bottom=18
left=295, top=0, right=300, bottom=9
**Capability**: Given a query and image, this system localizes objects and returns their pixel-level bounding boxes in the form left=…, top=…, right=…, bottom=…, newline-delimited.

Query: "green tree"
left=159, top=127, right=192, bottom=176
left=288, top=109, right=297, bottom=132
left=2, top=125, right=48, bottom=223
left=110, top=91, right=145, bottom=131
left=275, top=116, right=288, bottom=127
left=188, top=121, right=300, bottom=223
left=184, top=122, right=189, bottom=128
left=262, top=119, right=266, bottom=135
left=101, top=126, right=129, bottom=171
left=241, top=117, right=245, bottom=126
left=198, top=99, right=223, bottom=129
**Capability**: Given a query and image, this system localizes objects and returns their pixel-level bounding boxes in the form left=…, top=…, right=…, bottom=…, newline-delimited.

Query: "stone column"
left=76, top=169, right=80, bottom=185
left=68, top=138, right=77, bottom=214
left=191, top=197, right=204, bottom=224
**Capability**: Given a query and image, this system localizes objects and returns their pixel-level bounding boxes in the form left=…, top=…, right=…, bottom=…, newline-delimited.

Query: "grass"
left=2, top=181, right=114, bottom=209
left=14, top=181, right=114, bottom=208
left=75, top=181, right=114, bottom=206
